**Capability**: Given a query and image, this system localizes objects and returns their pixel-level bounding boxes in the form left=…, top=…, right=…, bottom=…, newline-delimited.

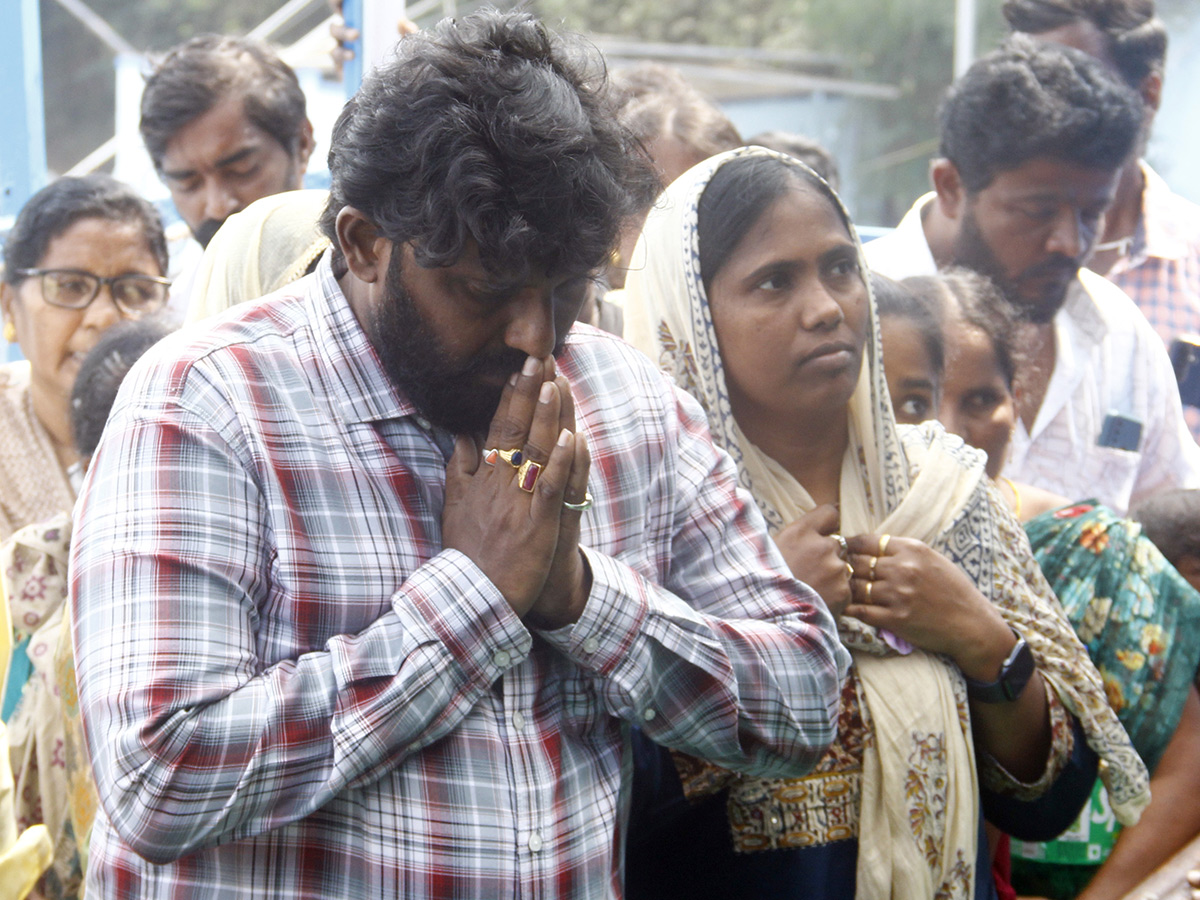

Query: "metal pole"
left=341, top=0, right=409, bottom=96
left=954, top=0, right=977, bottom=79
left=0, top=0, right=47, bottom=226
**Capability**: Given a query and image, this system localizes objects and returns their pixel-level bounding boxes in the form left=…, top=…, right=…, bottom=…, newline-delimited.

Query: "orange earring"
left=3, top=321, right=15, bottom=344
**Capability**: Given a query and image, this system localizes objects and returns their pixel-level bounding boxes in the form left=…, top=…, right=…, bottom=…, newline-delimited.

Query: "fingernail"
left=522, top=356, right=539, bottom=377
left=539, top=382, right=555, bottom=404
left=558, top=428, right=572, bottom=446
left=508, top=372, right=519, bottom=387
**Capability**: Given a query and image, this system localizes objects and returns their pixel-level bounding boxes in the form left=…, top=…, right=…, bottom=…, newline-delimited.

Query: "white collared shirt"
left=866, top=196, right=1200, bottom=514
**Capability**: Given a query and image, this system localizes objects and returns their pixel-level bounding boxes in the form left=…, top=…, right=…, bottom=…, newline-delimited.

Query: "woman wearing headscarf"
left=621, top=147, right=1147, bottom=900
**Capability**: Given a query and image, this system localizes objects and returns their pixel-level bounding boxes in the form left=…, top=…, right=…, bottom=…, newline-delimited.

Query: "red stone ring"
left=516, top=458, right=543, bottom=492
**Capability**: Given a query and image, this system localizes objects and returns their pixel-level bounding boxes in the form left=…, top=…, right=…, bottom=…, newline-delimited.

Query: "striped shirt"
left=70, top=256, right=848, bottom=898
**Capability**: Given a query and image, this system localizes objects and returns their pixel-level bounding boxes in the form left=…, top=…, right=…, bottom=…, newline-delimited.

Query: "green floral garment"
left=1010, top=501, right=1200, bottom=899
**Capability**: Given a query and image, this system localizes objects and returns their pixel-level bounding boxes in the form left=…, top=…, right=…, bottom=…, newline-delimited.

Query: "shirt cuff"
left=384, top=548, right=532, bottom=685
left=535, top=545, right=650, bottom=675
left=978, top=681, right=1074, bottom=800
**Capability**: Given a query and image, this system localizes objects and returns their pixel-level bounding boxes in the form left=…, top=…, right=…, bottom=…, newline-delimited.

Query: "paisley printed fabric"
left=2, top=513, right=85, bottom=899
left=624, top=147, right=1151, bottom=900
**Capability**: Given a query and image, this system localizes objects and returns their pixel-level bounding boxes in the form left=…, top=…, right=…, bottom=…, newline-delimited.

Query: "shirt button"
left=642, top=708, right=657, bottom=722
left=493, top=650, right=511, bottom=668
left=528, top=832, right=544, bottom=852
left=582, top=637, right=599, bottom=654
left=512, top=711, right=526, bottom=731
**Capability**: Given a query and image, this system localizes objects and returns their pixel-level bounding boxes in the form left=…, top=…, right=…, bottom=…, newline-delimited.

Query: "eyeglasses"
left=15, top=268, right=171, bottom=317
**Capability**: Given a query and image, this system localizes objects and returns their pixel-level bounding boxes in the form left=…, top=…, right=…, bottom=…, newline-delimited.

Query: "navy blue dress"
left=624, top=723, right=1097, bottom=900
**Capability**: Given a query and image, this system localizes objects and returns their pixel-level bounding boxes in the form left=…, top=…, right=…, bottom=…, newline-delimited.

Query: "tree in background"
left=531, top=0, right=1007, bottom=225
left=39, top=0, right=1200, bottom=222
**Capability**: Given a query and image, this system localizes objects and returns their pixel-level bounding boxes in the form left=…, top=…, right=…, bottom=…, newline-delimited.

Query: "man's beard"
left=953, top=208, right=1079, bottom=325
left=370, top=252, right=527, bottom=436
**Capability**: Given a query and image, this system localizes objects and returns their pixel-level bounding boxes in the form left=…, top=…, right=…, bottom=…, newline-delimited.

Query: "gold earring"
left=3, top=321, right=15, bottom=344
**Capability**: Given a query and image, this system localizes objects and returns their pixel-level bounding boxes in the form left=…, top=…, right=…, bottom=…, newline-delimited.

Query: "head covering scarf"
left=185, top=189, right=331, bottom=324
left=624, top=146, right=1149, bottom=899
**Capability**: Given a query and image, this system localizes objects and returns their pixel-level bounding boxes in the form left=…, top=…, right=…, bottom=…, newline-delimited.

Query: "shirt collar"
left=1058, top=270, right=1110, bottom=352
left=1134, top=161, right=1193, bottom=262
left=305, top=253, right=419, bottom=425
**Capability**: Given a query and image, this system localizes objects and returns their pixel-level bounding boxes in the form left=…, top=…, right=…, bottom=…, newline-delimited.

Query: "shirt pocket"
left=1077, top=445, right=1140, bottom=511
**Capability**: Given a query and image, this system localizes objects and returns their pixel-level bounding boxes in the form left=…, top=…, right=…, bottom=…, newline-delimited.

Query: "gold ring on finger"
left=864, top=580, right=872, bottom=602
left=485, top=447, right=525, bottom=468
left=878, top=533, right=891, bottom=556
left=516, top=458, right=543, bottom=492
left=844, top=562, right=853, bottom=580
left=563, top=491, right=593, bottom=512
left=868, top=556, right=878, bottom=582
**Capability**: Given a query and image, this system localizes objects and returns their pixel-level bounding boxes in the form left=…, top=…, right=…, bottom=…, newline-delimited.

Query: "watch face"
left=965, top=633, right=1035, bottom=704
left=1001, top=638, right=1035, bottom=702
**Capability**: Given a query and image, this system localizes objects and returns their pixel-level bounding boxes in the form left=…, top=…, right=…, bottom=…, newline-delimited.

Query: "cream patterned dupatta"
left=624, top=147, right=1149, bottom=899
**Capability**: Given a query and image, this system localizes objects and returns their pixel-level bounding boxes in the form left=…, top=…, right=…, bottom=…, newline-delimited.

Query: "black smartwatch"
left=964, top=630, right=1035, bottom=703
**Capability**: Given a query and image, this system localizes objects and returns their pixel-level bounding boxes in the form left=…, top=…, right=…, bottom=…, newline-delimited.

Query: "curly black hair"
left=939, top=35, right=1143, bottom=193
left=1003, top=0, right=1166, bottom=89
left=321, top=9, right=660, bottom=280
left=140, top=34, right=308, bottom=171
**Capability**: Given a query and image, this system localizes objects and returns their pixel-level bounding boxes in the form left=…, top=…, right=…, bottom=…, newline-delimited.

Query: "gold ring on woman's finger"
left=864, top=580, right=872, bottom=602
left=564, top=491, right=593, bottom=512
left=516, top=458, right=542, bottom=492
left=831, top=532, right=849, bottom=558
left=844, top=562, right=853, bottom=580
left=868, top=556, right=878, bottom=582
left=878, top=533, right=891, bottom=556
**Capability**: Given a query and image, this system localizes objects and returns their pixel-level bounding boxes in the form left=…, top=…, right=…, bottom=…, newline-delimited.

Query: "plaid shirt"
left=70, top=256, right=848, bottom=899
left=1107, top=163, right=1200, bottom=441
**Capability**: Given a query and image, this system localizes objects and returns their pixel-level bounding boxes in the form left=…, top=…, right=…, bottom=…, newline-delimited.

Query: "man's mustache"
left=193, top=218, right=224, bottom=248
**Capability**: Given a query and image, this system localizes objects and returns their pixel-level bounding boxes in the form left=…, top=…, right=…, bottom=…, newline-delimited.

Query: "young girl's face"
left=938, top=317, right=1017, bottom=480
left=879, top=315, right=940, bottom=425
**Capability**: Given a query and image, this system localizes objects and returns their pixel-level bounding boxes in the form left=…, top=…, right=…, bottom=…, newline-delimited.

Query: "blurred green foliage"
left=530, top=0, right=1006, bottom=223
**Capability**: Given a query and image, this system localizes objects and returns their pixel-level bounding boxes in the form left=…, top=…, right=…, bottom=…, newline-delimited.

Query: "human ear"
left=931, top=159, right=967, bottom=223
left=295, top=119, right=316, bottom=176
left=335, top=207, right=390, bottom=284
left=0, top=282, right=16, bottom=331
left=1140, top=71, right=1163, bottom=114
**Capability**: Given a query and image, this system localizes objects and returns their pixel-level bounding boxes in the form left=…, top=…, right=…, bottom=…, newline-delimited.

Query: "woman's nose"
left=800, top=281, right=845, bottom=331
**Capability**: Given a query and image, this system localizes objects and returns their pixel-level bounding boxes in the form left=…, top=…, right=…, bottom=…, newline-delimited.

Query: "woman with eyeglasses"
left=0, top=174, right=169, bottom=541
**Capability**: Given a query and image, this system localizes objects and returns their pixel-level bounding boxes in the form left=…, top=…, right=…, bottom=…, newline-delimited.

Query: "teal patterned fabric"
left=1026, top=501, right=1200, bottom=772
left=1011, top=501, right=1200, bottom=897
